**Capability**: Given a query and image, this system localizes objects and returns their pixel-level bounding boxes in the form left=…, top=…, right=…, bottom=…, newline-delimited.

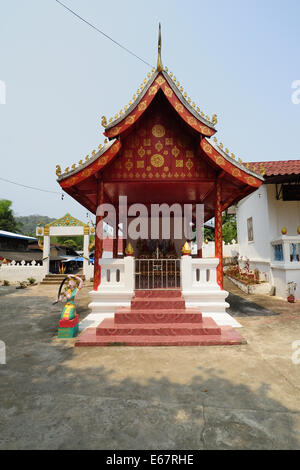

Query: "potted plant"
left=287, top=281, right=297, bottom=303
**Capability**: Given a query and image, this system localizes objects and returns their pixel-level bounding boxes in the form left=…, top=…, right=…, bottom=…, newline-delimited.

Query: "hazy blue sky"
left=1, top=0, right=300, bottom=221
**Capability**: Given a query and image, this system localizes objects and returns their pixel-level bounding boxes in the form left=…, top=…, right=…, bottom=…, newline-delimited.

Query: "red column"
left=93, top=179, right=104, bottom=290
left=113, top=205, right=119, bottom=259
left=214, top=177, right=223, bottom=289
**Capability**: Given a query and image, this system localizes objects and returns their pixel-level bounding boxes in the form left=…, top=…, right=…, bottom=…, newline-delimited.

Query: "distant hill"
left=16, top=215, right=56, bottom=236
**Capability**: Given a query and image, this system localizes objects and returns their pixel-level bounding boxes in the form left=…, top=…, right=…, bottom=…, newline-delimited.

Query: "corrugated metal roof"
left=0, top=230, right=37, bottom=241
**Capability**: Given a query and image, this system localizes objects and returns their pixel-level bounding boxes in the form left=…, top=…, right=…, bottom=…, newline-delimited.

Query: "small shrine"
left=56, top=26, right=263, bottom=346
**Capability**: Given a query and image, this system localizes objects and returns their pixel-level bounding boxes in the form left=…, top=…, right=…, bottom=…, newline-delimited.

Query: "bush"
left=27, top=277, right=36, bottom=285
left=3, top=280, right=9, bottom=286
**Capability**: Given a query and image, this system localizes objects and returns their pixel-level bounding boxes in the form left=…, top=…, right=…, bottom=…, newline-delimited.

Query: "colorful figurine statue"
left=56, top=275, right=83, bottom=338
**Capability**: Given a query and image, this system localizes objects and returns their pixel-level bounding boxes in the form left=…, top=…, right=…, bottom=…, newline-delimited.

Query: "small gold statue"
left=212, top=114, right=218, bottom=125
left=101, top=116, right=107, bottom=127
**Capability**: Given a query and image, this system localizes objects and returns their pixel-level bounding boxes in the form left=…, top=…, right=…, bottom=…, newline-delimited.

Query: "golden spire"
left=156, top=23, right=163, bottom=72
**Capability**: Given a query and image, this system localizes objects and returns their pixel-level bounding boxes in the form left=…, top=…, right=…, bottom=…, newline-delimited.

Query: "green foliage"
left=3, top=280, right=9, bottom=286
left=204, top=226, right=214, bottom=242
left=27, top=277, right=36, bottom=285
left=60, top=239, right=78, bottom=250
left=52, top=236, right=83, bottom=250
left=201, top=213, right=237, bottom=243
left=222, top=214, right=237, bottom=244
left=0, top=200, right=22, bottom=233
left=15, top=215, right=56, bottom=236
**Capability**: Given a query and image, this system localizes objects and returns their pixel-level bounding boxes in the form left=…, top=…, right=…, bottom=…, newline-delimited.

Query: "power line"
left=55, top=0, right=153, bottom=68
left=0, top=177, right=61, bottom=195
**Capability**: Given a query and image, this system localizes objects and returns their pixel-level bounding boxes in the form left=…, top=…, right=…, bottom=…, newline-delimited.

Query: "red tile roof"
left=247, top=160, right=300, bottom=176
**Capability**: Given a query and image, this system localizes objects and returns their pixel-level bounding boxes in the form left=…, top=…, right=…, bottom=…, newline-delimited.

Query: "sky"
left=1, top=0, right=300, bottom=222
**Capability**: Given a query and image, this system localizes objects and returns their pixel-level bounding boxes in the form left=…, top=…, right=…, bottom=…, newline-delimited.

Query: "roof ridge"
left=102, top=67, right=217, bottom=133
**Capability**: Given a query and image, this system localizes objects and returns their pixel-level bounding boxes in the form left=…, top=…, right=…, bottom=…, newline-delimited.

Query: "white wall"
left=266, top=184, right=300, bottom=238
left=0, top=262, right=47, bottom=282
left=236, top=185, right=271, bottom=263
left=236, top=183, right=300, bottom=300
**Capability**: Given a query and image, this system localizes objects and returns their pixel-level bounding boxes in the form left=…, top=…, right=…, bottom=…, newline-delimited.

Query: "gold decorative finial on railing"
left=156, top=23, right=163, bottom=72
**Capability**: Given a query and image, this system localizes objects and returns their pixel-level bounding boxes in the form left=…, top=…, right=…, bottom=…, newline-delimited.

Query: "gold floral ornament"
left=175, top=103, right=184, bottom=113
left=149, top=85, right=158, bottom=96
left=164, top=87, right=173, bottom=98
left=125, top=115, right=135, bottom=125
left=152, top=124, right=165, bottom=137
left=101, top=116, right=107, bottom=127
left=172, top=146, right=180, bottom=158
left=138, top=101, right=147, bottom=111
left=125, top=242, right=134, bottom=256
left=138, top=147, right=145, bottom=158
left=181, top=241, right=191, bottom=255
left=56, top=165, right=61, bottom=177
left=151, top=154, right=164, bottom=168
left=155, top=141, right=163, bottom=152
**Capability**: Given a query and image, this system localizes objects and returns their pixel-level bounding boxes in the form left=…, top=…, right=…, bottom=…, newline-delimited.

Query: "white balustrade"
left=98, top=257, right=134, bottom=292
left=181, top=256, right=218, bottom=291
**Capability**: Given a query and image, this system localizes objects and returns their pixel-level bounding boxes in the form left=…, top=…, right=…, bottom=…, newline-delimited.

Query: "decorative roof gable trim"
left=58, top=139, right=121, bottom=189
left=201, top=138, right=263, bottom=187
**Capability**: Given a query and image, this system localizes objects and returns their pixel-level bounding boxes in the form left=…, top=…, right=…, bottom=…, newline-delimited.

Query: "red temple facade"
left=57, top=27, right=263, bottom=346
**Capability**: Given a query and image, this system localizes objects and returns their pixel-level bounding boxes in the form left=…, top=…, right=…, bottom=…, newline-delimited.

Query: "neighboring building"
left=0, top=230, right=40, bottom=263
left=236, top=160, right=300, bottom=300
left=0, top=228, right=80, bottom=270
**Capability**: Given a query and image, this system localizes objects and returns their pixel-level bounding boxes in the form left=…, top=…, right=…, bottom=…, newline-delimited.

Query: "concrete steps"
left=75, top=289, right=245, bottom=347
left=40, top=274, right=86, bottom=285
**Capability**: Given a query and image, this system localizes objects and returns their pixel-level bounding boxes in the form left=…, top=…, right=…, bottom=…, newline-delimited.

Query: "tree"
left=0, top=200, right=22, bottom=233
left=201, top=213, right=237, bottom=243
left=52, top=236, right=83, bottom=250
left=222, top=213, right=237, bottom=243
left=61, top=239, right=78, bottom=250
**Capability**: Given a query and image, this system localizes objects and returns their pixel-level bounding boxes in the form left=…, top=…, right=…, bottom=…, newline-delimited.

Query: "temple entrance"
left=135, top=258, right=180, bottom=289
left=35, top=213, right=94, bottom=278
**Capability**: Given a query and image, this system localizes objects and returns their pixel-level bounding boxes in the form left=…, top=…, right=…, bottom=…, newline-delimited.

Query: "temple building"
left=57, top=27, right=263, bottom=346
left=236, top=160, right=300, bottom=300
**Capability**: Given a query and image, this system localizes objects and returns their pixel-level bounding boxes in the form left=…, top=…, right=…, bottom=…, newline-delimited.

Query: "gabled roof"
left=45, top=213, right=88, bottom=227
left=103, top=70, right=217, bottom=140
left=58, top=139, right=121, bottom=188
left=103, top=70, right=216, bottom=137
left=201, top=138, right=264, bottom=187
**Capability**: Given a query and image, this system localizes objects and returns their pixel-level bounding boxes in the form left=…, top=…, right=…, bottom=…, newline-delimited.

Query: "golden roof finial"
left=156, top=23, right=163, bottom=72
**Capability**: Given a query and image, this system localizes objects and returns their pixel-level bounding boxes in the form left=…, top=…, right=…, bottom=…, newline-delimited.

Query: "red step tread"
left=134, top=290, right=182, bottom=298
left=96, top=317, right=221, bottom=336
left=75, top=327, right=245, bottom=347
left=115, top=308, right=203, bottom=324
left=131, top=299, right=186, bottom=310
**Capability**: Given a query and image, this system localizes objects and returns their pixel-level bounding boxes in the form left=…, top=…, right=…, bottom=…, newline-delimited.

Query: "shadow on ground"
left=0, top=287, right=299, bottom=450
left=226, top=292, right=278, bottom=317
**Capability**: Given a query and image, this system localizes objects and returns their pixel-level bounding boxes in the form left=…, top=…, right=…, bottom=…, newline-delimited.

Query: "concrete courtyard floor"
left=1, top=279, right=300, bottom=450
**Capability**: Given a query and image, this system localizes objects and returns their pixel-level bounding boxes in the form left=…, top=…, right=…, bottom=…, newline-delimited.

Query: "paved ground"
left=1, top=279, right=300, bottom=450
